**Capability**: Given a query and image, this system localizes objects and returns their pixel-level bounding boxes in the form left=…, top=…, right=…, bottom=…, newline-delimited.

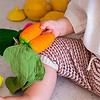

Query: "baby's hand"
left=41, top=18, right=69, bottom=37
left=41, top=20, right=61, bottom=37
left=41, top=18, right=74, bottom=37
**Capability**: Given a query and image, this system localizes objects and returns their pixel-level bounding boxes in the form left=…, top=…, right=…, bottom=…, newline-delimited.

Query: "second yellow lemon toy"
left=23, top=0, right=51, bottom=21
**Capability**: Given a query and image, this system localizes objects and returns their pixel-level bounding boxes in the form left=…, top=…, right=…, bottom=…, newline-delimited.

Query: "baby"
left=0, top=0, right=100, bottom=100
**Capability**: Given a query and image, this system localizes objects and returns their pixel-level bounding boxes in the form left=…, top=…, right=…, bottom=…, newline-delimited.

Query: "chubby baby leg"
left=0, top=64, right=57, bottom=100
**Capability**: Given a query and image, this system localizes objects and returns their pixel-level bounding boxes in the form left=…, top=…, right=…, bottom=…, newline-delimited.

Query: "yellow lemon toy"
left=0, top=75, right=4, bottom=87
left=8, top=6, right=26, bottom=22
left=40, top=11, right=64, bottom=21
left=23, top=0, right=51, bottom=21
left=50, top=0, right=69, bottom=12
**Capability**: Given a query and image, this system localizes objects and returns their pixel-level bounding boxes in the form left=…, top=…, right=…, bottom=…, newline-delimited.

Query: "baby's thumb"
left=41, top=25, right=46, bottom=30
left=40, top=22, right=50, bottom=30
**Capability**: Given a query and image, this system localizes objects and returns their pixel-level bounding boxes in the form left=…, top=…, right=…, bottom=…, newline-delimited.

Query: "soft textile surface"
left=0, top=0, right=100, bottom=99
left=3, top=44, right=45, bottom=93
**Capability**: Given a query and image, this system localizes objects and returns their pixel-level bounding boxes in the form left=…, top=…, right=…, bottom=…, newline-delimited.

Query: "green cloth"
left=3, top=44, right=45, bottom=94
left=0, top=29, right=21, bottom=56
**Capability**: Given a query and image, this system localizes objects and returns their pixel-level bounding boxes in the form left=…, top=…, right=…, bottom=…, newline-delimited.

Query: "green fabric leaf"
left=0, top=29, right=21, bottom=56
left=3, top=44, right=45, bottom=94
left=5, top=77, right=20, bottom=93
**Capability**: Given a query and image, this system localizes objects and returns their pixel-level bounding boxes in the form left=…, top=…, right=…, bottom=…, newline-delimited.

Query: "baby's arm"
left=0, top=64, right=57, bottom=100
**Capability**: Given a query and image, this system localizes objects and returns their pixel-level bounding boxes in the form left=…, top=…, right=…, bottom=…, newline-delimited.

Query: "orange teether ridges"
left=29, top=32, right=55, bottom=53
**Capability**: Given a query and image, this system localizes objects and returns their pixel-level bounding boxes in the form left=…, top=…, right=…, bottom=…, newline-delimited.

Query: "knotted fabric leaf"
left=3, top=44, right=45, bottom=94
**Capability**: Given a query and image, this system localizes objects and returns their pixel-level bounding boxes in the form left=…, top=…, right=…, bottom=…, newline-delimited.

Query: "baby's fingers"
left=41, top=20, right=54, bottom=30
left=40, top=22, right=49, bottom=30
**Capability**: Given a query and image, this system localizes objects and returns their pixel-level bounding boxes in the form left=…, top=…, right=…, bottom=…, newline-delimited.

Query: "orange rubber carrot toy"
left=29, top=31, right=55, bottom=53
left=20, top=22, right=55, bottom=53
